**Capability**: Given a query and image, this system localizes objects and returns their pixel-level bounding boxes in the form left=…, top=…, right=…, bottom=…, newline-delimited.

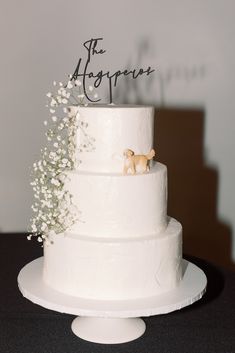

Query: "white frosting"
left=43, top=217, right=182, bottom=300
left=42, top=104, right=183, bottom=301
left=67, top=162, right=167, bottom=238
left=76, top=105, right=154, bottom=173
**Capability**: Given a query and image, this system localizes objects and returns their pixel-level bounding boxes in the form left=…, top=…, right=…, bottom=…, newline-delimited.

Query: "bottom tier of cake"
left=43, top=217, right=182, bottom=300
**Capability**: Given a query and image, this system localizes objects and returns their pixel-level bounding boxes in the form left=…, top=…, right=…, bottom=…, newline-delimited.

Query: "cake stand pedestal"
left=18, top=258, right=207, bottom=344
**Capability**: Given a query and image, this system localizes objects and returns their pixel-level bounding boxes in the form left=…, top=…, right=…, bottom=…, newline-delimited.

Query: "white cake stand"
left=18, top=257, right=207, bottom=344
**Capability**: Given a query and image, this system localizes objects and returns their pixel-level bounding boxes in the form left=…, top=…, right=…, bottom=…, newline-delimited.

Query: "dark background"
left=155, top=108, right=234, bottom=271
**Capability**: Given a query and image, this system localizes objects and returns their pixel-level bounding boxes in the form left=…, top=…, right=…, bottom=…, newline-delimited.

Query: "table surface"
left=1, top=233, right=235, bottom=353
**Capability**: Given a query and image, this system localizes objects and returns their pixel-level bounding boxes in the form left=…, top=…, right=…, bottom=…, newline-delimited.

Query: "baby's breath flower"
left=67, top=81, right=73, bottom=89
left=51, top=178, right=60, bottom=186
left=52, top=116, right=57, bottom=122
left=50, top=98, right=57, bottom=107
left=41, top=222, right=48, bottom=231
left=29, top=75, right=96, bottom=245
left=58, top=88, right=63, bottom=95
left=75, top=79, right=82, bottom=86
left=58, top=123, right=64, bottom=130
left=57, top=96, right=62, bottom=103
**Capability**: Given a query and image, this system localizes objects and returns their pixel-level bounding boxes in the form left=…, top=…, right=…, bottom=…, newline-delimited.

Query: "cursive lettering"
left=71, top=37, right=155, bottom=103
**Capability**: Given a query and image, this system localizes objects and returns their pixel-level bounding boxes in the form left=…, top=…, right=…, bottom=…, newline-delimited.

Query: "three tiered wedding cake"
left=43, top=105, right=183, bottom=300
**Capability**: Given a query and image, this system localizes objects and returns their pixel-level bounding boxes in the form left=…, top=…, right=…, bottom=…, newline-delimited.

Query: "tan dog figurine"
left=123, top=148, right=156, bottom=175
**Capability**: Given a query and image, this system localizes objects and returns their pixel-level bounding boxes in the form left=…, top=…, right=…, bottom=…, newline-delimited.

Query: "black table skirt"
left=1, top=233, right=235, bottom=353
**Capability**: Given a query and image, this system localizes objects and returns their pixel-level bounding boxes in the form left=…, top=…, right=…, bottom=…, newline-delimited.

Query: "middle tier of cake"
left=67, top=162, right=167, bottom=238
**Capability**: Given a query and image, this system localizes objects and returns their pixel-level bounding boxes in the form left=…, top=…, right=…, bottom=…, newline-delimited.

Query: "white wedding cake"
left=43, top=105, right=183, bottom=300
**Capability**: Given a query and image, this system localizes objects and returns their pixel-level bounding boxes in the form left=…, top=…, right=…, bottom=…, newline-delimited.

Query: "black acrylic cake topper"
left=71, top=37, right=155, bottom=104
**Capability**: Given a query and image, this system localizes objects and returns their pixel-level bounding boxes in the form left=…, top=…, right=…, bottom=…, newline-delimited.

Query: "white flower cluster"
left=46, top=78, right=98, bottom=107
left=28, top=78, right=96, bottom=245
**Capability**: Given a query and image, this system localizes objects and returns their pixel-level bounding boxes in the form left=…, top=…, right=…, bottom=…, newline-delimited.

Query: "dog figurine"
left=123, top=148, right=156, bottom=175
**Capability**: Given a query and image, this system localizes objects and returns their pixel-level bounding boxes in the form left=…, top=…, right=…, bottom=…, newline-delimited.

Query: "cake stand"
left=18, top=257, right=207, bottom=344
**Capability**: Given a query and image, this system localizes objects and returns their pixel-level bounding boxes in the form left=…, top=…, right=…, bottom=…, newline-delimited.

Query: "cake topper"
left=71, top=37, right=155, bottom=104
left=123, top=149, right=156, bottom=175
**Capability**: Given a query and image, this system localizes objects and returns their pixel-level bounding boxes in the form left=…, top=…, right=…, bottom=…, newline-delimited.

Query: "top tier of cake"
left=76, top=105, right=154, bottom=173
